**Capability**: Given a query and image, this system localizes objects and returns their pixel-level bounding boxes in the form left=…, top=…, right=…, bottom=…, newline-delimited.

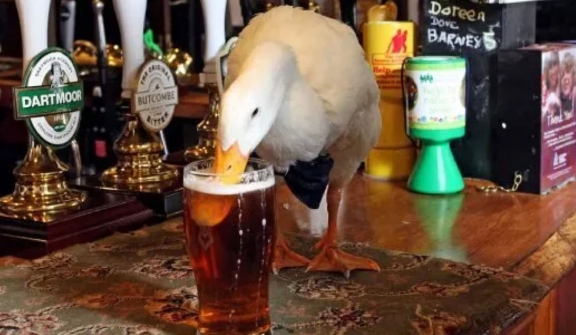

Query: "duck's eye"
left=251, top=108, right=259, bottom=118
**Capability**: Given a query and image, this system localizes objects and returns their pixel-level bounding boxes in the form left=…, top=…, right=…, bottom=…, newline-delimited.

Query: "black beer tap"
left=90, top=0, right=119, bottom=173
left=60, top=0, right=76, bottom=52
left=239, top=0, right=255, bottom=24
left=59, top=0, right=84, bottom=177
left=94, top=0, right=107, bottom=91
left=339, top=0, right=357, bottom=32
left=240, top=0, right=270, bottom=25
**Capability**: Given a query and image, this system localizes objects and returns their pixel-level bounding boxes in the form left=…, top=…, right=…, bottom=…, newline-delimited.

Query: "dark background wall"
left=536, top=0, right=576, bottom=43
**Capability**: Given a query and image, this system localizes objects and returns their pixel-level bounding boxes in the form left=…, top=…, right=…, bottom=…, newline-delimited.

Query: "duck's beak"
left=213, top=141, right=249, bottom=184
left=188, top=141, right=249, bottom=227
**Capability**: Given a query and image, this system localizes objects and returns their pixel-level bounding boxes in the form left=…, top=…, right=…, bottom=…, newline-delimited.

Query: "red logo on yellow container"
left=364, top=24, right=414, bottom=91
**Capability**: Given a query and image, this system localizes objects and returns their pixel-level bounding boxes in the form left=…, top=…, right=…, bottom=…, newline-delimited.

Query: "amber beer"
left=183, top=159, right=276, bottom=335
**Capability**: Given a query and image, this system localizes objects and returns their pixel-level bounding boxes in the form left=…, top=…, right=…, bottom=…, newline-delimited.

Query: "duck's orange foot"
left=272, top=236, right=310, bottom=274
left=306, top=246, right=381, bottom=279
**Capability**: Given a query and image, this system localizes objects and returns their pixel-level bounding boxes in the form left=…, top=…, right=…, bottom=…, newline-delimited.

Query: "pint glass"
left=183, top=158, right=276, bottom=335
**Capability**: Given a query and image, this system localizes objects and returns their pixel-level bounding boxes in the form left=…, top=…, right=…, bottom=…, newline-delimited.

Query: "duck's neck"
left=253, top=45, right=331, bottom=165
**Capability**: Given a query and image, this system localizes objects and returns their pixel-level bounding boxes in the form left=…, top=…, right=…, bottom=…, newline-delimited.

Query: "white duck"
left=212, top=6, right=382, bottom=278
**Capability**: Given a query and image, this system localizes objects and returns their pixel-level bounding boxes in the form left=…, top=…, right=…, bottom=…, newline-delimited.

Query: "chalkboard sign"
left=421, top=0, right=502, bottom=54
left=419, top=1, right=536, bottom=181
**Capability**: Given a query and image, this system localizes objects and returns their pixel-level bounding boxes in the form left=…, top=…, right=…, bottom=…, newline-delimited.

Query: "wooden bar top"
left=0, top=171, right=573, bottom=333
left=275, top=174, right=576, bottom=288
left=174, top=90, right=209, bottom=119
left=2, top=170, right=574, bottom=290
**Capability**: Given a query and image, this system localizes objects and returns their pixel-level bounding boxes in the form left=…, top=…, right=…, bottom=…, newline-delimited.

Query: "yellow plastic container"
left=363, top=20, right=416, bottom=180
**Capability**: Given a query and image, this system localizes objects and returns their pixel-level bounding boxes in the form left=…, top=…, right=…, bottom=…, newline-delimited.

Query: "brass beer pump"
left=0, top=142, right=86, bottom=218
left=0, top=0, right=85, bottom=220
left=0, top=0, right=152, bottom=257
left=100, top=0, right=178, bottom=191
left=184, top=84, right=220, bottom=162
left=308, top=2, right=321, bottom=13
left=67, top=0, right=183, bottom=219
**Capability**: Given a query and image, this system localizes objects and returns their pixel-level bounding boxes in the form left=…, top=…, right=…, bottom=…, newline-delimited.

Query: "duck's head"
left=213, top=41, right=296, bottom=182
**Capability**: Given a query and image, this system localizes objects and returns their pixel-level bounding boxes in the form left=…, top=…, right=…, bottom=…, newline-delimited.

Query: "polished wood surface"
left=273, top=173, right=576, bottom=334
left=504, top=289, right=556, bottom=335
left=554, top=265, right=576, bottom=334
left=2, top=172, right=576, bottom=333
left=276, top=174, right=576, bottom=284
left=0, top=192, right=154, bottom=259
left=512, top=214, right=576, bottom=287
left=174, top=90, right=209, bottom=119
left=0, top=256, right=25, bottom=266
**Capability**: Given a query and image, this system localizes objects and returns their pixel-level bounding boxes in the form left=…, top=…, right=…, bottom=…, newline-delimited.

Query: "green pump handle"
left=143, top=28, right=163, bottom=57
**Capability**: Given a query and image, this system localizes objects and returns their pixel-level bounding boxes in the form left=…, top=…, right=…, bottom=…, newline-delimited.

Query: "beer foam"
left=184, top=174, right=275, bottom=195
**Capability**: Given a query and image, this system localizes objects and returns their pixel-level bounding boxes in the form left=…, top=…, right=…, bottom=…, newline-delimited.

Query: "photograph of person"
left=542, top=50, right=561, bottom=121
left=559, top=51, right=576, bottom=120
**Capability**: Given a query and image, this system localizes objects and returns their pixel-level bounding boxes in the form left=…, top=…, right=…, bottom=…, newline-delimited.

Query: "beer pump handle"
left=15, top=0, right=51, bottom=71
left=239, top=0, right=254, bottom=25
left=162, top=0, right=172, bottom=50
left=93, top=0, right=107, bottom=87
left=16, top=0, right=83, bottom=177
left=61, top=0, right=83, bottom=177
left=60, top=0, right=76, bottom=52
left=199, top=0, right=227, bottom=77
left=112, top=0, right=146, bottom=99
left=339, top=0, right=357, bottom=31
left=215, top=37, right=238, bottom=95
